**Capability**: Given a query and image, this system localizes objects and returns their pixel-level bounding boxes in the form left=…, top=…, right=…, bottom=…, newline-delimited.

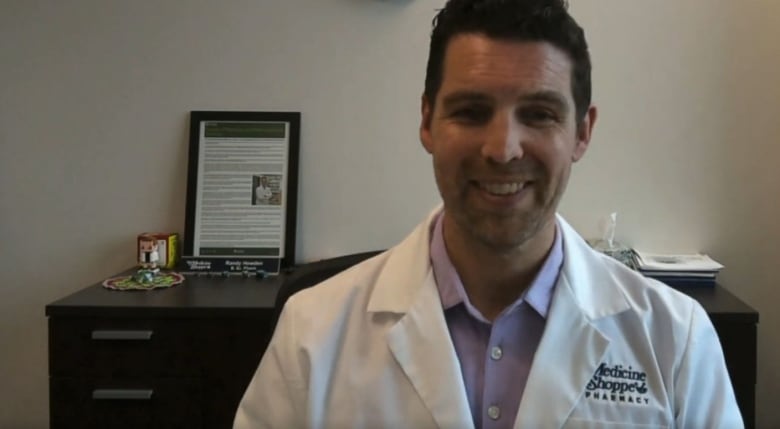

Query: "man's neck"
left=442, top=214, right=557, bottom=321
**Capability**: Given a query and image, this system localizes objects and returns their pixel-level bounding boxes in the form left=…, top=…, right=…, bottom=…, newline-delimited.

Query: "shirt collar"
left=429, top=211, right=563, bottom=320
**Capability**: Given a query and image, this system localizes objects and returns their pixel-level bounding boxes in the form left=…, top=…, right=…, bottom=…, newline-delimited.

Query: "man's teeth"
left=480, top=182, right=526, bottom=195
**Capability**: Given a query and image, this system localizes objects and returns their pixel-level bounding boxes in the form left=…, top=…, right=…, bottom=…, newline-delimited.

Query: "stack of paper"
left=633, top=251, right=724, bottom=285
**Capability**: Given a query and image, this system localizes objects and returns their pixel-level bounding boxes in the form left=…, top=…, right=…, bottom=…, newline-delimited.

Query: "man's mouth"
left=477, top=181, right=530, bottom=196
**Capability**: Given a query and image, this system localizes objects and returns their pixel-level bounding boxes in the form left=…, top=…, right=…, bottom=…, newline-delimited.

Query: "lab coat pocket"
left=563, top=417, right=668, bottom=429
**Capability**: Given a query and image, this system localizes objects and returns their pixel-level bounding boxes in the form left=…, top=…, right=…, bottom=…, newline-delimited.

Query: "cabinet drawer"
left=50, top=376, right=202, bottom=429
left=49, top=317, right=207, bottom=376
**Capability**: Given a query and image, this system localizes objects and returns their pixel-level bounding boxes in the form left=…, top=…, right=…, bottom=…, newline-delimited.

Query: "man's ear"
left=420, top=95, right=434, bottom=154
left=572, top=105, right=598, bottom=162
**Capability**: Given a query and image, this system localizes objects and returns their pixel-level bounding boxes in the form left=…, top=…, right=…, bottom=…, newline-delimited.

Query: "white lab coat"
left=235, top=209, right=743, bottom=429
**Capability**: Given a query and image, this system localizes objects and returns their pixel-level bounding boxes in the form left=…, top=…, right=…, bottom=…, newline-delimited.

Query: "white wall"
left=1, top=0, right=778, bottom=427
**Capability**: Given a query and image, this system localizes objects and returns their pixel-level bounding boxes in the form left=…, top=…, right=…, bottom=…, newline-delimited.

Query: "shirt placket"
left=481, top=313, right=512, bottom=429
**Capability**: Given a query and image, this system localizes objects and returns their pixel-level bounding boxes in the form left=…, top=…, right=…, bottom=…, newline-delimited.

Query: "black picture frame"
left=182, top=111, right=300, bottom=274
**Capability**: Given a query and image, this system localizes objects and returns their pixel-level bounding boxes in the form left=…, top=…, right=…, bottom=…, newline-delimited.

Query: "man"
left=255, top=175, right=272, bottom=205
left=235, top=0, right=743, bottom=427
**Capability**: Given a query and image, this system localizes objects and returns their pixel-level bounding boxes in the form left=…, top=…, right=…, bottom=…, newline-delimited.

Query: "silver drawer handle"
left=92, top=389, right=154, bottom=400
left=91, top=330, right=153, bottom=341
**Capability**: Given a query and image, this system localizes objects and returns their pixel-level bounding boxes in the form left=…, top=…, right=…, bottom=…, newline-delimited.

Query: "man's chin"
left=445, top=204, right=550, bottom=250
left=473, top=231, right=537, bottom=253
left=465, top=218, right=544, bottom=253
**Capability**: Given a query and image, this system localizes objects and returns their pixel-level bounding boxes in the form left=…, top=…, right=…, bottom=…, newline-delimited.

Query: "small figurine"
left=134, top=234, right=161, bottom=284
left=138, top=235, right=160, bottom=272
left=101, top=234, right=185, bottom=291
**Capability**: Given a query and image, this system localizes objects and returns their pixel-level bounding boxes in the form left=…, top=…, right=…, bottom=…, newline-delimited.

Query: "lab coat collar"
left=367, top=208, right=631, bottom=320
left=366, top=206, right=439, bottom=314
left=555, top=213, right=632, bottom=320
left=368, top=206, right=632, bottom=429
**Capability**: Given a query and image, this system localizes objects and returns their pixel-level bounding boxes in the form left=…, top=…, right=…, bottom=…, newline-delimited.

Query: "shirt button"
left=490, top=346, right=503, bottom=360
left=487, top=405, right=501, bottom=420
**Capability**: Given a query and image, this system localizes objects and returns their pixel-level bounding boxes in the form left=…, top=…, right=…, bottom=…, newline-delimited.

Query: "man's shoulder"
left=281, top=211, right=437, bottom=322
left=557, top=215, right=698, bottom=321
left=282, top=251, right=390, bottom=323
left=598, top=252, right=700, bottom=320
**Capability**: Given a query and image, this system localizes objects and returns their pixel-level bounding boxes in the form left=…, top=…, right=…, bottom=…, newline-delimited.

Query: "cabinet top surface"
left=46, top=272, right=282, bottom=318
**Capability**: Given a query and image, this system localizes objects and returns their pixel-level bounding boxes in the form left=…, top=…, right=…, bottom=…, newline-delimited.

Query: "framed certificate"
left=182, top=111, right=300, bottom=275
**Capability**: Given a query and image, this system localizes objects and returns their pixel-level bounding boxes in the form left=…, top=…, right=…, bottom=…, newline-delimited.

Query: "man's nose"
left=480, top=111, right=525, bottom=164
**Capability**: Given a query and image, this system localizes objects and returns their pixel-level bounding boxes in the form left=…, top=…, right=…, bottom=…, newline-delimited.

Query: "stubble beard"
left=455, top=200, right=547, bottom=254
left=448, top=175, right=564, bottom=255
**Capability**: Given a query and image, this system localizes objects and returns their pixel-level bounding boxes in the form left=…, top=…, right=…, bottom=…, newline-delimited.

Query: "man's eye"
left=520, top=109, right=558, bottom=125
left=450, top=107, right=491, bottom=124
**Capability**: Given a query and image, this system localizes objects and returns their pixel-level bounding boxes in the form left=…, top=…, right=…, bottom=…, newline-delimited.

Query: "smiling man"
left=420, top=34, right=594, bottom=323
left=234, top=1, right=742, bottom=428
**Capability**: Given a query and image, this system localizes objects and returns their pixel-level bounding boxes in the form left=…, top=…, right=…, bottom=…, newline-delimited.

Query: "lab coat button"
left=487, top=405, right=501, bottom=420
left=490, top=346, right=503, bottom=360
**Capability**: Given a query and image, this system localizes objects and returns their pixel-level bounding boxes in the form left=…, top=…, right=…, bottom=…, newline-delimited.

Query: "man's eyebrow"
left=440, top=90, right=570, bottom=112
left=521, top=90, right=570, bottom=113
left=440, top=91, right=492, bottom=110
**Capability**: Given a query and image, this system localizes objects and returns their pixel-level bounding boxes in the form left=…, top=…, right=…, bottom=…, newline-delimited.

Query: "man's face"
left=420, top=34, right=596, bottom=251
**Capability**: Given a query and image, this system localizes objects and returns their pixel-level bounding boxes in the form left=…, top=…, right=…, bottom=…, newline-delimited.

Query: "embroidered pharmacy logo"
left=585, top=362, right=650, bottom=405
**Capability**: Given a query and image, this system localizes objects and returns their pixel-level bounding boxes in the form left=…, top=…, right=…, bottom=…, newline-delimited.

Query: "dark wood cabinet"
left=47, top=275, right=757, bottom=429
left=46, top=274, right=281, bottom=429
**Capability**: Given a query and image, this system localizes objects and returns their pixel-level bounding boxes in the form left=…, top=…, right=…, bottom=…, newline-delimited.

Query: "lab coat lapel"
left=514, top=216, right=629, bottom=428
left=513, top=274, right=609, bottom=429
left=386, top=270, right=474, bottom=429
left=370, top=208, right=473, bottom=429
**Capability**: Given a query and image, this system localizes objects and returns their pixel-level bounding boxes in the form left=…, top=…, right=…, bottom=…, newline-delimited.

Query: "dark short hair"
left=424, top=0, right=591, bottom=122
